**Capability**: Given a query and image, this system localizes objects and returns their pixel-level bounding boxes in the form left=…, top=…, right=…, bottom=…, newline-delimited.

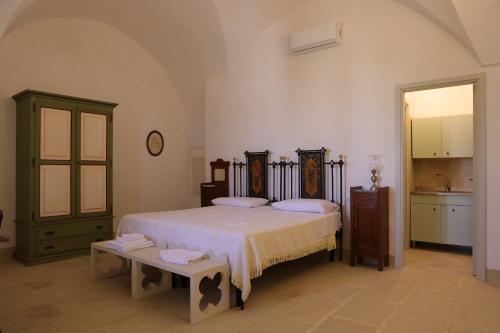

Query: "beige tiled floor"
left=0, top=249, right=499, bottom=333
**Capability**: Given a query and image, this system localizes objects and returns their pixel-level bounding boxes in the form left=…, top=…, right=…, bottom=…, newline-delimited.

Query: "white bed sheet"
left=117, top=205, right=341, bottom=300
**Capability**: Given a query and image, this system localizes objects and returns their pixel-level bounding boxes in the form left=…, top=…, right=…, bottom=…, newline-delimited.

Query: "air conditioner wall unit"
left=289, top=22, right=342, bottom=54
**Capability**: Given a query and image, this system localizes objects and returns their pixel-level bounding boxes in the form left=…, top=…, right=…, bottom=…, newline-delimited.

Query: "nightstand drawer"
left=352, top=192, right=377, bottom=209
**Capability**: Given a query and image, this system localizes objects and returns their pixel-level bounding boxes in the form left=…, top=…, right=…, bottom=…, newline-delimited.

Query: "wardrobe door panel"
left=40, top=107, right=71, bottom=160
left=81, top=112, right=107, bottom=161
left=40, top=165, right=71, bottom=217
left=80, top=165, right=107, bottom=214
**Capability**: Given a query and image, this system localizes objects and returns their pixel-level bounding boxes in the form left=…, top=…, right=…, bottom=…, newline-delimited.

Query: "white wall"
left=406, top=84, right=473, bottom=118
left=0, top=18, right=191, bottom=249
left=485, top=64, right=500, bottom=269
left=206, top=0, right=495, bottom=262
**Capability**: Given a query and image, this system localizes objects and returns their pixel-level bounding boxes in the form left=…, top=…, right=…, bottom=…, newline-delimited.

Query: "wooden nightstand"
left=350, top=186, right=389, bottom=271
left=200, top=159, right=230, bottom=207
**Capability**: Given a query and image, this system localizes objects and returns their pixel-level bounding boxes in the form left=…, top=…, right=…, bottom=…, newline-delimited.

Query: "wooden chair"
left=0, top=209, right=9, bottom=243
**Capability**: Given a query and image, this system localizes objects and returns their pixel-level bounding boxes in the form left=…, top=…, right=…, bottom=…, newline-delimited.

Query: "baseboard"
left=487, top=268, right=500, bottom=282
left=0, top=246, right=14, bottom=262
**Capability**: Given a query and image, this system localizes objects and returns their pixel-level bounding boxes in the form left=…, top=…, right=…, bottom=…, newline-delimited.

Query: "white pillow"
left=211, top=197, right=268, bottom=208
left=272, top=199, right=339, bottom=213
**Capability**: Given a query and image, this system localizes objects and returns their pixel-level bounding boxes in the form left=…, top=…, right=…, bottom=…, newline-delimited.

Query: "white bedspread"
left=117, top=205, right=341, bottom=300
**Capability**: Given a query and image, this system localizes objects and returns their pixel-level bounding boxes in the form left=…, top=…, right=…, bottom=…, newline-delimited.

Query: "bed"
left=116, top=148, right=344, bottom=303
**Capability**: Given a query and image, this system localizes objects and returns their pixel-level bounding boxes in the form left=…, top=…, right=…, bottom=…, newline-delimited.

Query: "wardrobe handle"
left=45, top=231, right=55, bottom=236
left=95, top=225, right=103, bottom=230
left=45, top=245, right=55, bottom=250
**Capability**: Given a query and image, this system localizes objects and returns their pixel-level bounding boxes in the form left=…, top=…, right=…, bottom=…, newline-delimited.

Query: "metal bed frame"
left=231, top=148, right=344, bottom=309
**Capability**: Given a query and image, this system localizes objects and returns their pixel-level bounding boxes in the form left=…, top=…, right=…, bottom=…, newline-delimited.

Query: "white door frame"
left=395, top=73, right=487, bottom=281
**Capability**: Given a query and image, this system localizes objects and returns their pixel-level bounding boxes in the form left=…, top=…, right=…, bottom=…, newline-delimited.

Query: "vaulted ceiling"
left=0, top=0, right=498, bottom=121
left=397, top=0, right=500, bottom=66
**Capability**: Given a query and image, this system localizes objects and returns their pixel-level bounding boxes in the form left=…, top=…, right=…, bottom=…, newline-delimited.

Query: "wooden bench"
left=91, top=241, right=230, bottom=324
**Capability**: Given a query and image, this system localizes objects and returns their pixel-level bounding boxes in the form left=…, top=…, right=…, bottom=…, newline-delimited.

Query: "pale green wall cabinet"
left=12, top=90, right=117, bottom=265
left=411, top=194, right=472, bottom=247
left=412, top=114, right=473, bottom=158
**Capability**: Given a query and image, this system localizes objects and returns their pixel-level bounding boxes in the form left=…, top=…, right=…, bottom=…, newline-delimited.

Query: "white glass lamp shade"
left=369, top=154, right=383, bottom=171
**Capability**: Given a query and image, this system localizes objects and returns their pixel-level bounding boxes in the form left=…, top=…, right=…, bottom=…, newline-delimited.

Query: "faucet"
left=433, top=173, right=451, bottom=192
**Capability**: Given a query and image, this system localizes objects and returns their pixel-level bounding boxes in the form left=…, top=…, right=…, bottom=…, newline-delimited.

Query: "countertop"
left=411, top=190, right=473, bottom=196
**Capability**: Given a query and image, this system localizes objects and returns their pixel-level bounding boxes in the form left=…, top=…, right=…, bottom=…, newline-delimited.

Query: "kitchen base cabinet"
left=441, top=205, right=473, bottom=246
left=410, top=194, right=472, bottom=247
left=411, top=204, right=441, bottom=243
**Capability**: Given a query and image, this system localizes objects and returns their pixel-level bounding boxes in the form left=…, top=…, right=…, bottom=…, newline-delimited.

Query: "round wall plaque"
left=146, top=130, right=164, bottom=156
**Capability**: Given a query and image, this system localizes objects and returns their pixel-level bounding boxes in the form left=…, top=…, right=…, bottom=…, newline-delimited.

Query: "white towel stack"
left=159, top=249, right=207, bottom=265
left=105, top=233, right=155, bottom=252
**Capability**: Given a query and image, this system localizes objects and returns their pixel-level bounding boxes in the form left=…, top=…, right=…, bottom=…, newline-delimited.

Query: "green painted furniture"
left=410, top=193, right=473, bottom=246
left=12, top=90, right=117, bottom=265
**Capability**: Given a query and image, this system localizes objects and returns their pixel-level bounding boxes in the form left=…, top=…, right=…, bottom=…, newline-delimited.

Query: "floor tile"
left=312, top=317, right=376, bottom=333
left=334, top=296, right=397, bottom=327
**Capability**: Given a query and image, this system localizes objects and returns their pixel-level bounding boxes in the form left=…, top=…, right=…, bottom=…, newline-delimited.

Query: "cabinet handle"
left=96, top=225, right=103, bottom=230
left=95, top=238, right=103, bottom=242
left=45, top=231, right=55, bottom=236
left=45, top=245, right=55, bottom=250
left=433, top=208, right=436, bottom=211
left=452, top=209, right=455, bottom=212
left=446, top=152, right=450, bottom=155
left=433, top=153, right=437, bottom=156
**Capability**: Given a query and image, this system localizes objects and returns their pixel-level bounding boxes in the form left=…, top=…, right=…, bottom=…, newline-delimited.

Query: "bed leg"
left=236, top=288, right=245, bottom=310
left=329, top=250, right=335, bottom=262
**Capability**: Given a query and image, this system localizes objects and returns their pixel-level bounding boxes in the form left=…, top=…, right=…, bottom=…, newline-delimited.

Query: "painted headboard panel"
left=244, top=150, right=269, bottom=199
left=296, top=148, right=326, bottom=199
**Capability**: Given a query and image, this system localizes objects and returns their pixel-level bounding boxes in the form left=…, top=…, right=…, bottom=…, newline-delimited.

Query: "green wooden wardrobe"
left=12, top=90, right=117, bottom=265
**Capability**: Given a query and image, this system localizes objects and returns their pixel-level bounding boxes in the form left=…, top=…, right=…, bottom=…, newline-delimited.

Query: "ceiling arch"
left=397, top=0, right=500, bottom=66
left=0, top=0, right=229, bottom=147
left=1, top=0, right=498, bottom=137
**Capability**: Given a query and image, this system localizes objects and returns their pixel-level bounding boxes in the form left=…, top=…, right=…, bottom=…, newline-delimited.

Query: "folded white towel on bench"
left=116, top=237, right=149, bottom=245
left=105, top=239, right=155, bottom=252
left=160, top=249, right=207, bottom=265
left=119, top=233, right=146, bottom=241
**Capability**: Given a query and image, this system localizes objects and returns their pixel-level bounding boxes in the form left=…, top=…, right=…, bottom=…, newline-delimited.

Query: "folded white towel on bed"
left=119, top=233, right=146, bottom=241
left=159, top=249, right=207, bottom=265
left=104, top=239, right=155, bottom=252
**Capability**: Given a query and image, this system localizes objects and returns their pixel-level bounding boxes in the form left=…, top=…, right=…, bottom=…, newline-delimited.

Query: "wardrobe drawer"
left=35, top=233, right=110, bottom=257
left=35, top=221, right=112, bottom=241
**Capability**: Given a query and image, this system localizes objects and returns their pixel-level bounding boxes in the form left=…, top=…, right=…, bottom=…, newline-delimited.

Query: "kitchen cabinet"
left=412, top=114, right=473, bottom=158
left=410, top=194, right=472, bottom=247
left=412, top=117, right=442, bottom=158
left=441, top=205, right=473, bottom=246
left=442, top=114, right=473, bottom=158
left=410, top=203, right=441, bottom=243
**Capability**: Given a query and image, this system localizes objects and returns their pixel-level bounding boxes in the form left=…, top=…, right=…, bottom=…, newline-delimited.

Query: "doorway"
left=395, top=73, right=486, bottom=280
